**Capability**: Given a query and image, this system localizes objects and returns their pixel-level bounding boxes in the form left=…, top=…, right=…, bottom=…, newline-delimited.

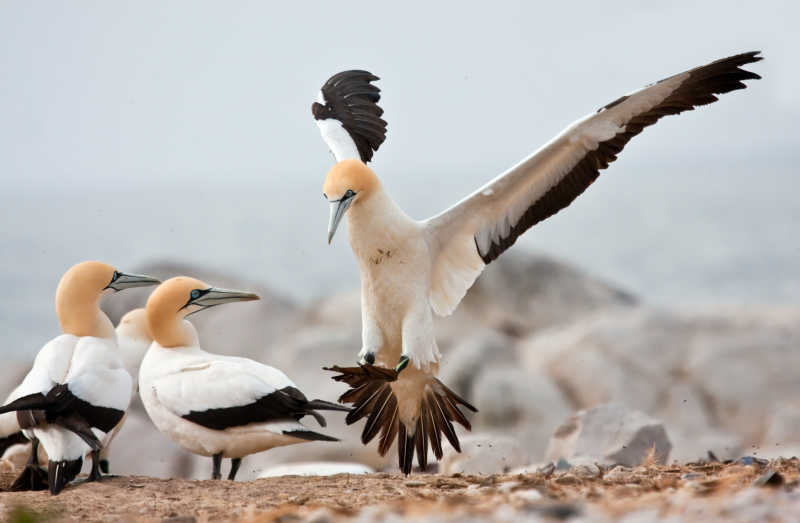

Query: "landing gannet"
left=0, top=261, right=159, bottom=494
left=139, top=277, right=349, bottom=480
left=312, top=53, right=762, bottom=473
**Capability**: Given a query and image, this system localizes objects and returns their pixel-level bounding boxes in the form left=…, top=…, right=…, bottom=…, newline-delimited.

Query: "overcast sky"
left=1, top=1, right=796, bottom=191
left=0, top=2, right=797, bottom=356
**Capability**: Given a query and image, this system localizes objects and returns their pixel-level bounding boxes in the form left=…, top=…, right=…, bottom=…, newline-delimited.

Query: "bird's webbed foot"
left=394, top=355, right=410, bottom=374
left=87, top=450, right=103, bottom=482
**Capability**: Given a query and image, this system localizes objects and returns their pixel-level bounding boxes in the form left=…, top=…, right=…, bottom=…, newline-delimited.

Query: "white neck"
left=346, top=188, right=415, bottom=260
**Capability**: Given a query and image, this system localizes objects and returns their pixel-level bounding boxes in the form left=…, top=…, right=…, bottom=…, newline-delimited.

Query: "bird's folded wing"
left=423, top=51, right=762, bottom=316
left=151, top=359, right=316, bottom=430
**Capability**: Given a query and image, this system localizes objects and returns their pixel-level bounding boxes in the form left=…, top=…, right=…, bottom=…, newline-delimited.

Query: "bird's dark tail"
left=0, top=393, right=49, bottom=415
left=282, top=429, right=339, bottom=442
left=0, top=391, right=102, bottom=452
left=325, top=364, right=477, bottom=474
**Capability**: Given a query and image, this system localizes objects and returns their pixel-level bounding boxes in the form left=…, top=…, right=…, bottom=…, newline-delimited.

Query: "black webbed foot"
left=395, top=355, right=410, bottom=374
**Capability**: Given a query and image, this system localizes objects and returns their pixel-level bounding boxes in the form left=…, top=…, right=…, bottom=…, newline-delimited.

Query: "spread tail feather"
left=325, top=364, right=477, bottom=474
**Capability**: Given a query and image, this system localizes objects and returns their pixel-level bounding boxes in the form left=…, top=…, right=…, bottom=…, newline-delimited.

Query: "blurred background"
left=0, top=1, right=798, bottom=478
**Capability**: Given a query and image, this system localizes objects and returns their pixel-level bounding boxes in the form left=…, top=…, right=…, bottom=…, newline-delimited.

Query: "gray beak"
left=187, top=287, right=260, bottom=313
left=106, top=272, right=161, bottom=292
left=327, top=196, right=355, bottom=244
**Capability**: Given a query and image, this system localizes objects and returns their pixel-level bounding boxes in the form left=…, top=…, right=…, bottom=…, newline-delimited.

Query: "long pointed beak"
left=327, top=197, right=354, bottom=244
left=191, top=288, right=260, bottom=309
left=107, top=272, right=161, bottom=291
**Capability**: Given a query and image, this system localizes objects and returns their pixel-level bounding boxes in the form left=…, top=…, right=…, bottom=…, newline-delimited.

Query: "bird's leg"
left=358, top=305, right=382, bottom=366
left=99, top=459, right=110, bottom=474
left=395, top=355, right=410, bottom=373
left=228, top=458, right=242, bottom=481
left=87, top=449, right=103, bottom=482
left=10, top=437, right=48, bottom=491
left=212, top=453, right=223, bottom=480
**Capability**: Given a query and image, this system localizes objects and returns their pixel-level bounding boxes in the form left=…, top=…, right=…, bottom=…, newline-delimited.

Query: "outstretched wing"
left=424, top=51, right=762, bottom=316
left=312, top=70, right=387, bottom=163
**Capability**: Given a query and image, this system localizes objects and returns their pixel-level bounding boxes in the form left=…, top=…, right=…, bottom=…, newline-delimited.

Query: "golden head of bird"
left=146, top=276, right=260, bottom=348
left=116, top=308, right=152, bottom=343
left=55, top=261, right=160, bottom=337
left=323, top=159, right=380, bottom=243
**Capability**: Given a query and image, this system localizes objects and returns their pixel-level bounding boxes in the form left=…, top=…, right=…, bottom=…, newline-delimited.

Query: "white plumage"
left=315, top=53, right=762, bottom=474
left=0, top=261, right=158, bottom=494
left=139, top=276, right=347, bottom=480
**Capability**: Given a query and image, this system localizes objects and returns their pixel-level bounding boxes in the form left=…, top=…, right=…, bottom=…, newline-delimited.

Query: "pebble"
left=404, top=480, right=426, bottom=488
left=604, top=466, right=630, bottom=482
left=681, top=472, right=704, bottom=480
left=738, top=456, right=769, bottom=466
left=752, top=469, right=784, bottom=488
left=554, top=474, right=580, bottom=485
left=573, top=463, right=601, bottom=479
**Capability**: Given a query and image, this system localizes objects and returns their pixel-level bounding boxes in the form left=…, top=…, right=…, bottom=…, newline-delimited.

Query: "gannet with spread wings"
left=312, top=52, right=762, bottom=473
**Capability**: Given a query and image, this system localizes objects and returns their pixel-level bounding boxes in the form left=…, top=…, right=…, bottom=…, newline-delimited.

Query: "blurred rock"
left=522, top=305, right=800, bottom=462
left=452, top=250, right=636, bottom=337
left=438, top=328, right=517, bottom=400
left=257, top=462, right=373, bottom=478
left=471, top=365, right=571, bottom=459
left=546, top=404, right=671, bottom=467
left=440, top=434, right=529, bottom=475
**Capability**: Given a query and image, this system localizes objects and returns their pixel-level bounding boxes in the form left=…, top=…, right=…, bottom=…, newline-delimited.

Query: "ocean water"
left=1, top=159, right=798, bottom=359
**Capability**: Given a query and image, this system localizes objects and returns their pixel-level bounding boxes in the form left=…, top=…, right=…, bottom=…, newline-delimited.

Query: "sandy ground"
left=1, top=459, right=799, bottom=522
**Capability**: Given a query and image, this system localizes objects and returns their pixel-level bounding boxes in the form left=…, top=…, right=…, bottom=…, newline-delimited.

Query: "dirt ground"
left=1, top=459, right=799, bottom=522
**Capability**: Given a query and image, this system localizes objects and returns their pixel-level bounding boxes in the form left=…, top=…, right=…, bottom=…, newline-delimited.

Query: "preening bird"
left=313, top=52, right=762, bottom=473
left=0, top=261, right=159, bottom=494
left=138, top=276, right=349, bottom=481
left=0, top=309, right=153, bottom=475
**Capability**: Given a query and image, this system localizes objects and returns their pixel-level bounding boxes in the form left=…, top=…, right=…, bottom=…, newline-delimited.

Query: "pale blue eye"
left=190, top=289, right=201, bottom=300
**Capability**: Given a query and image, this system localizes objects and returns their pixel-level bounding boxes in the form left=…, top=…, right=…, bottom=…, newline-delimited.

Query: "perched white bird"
left=1, top=309, right=153, bottom=476
left=139, top=276, right=349, bottom=481
left=313, top=53, right=762, bottom=473
left=0, top=261, right=159, bottom=494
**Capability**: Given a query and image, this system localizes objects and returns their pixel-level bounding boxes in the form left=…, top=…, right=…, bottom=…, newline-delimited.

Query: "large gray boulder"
left=453, top=250, right=636, bottom=336
left=522, top=305, right=800, bottom=461
left=546, top=404, right=672, bottom=466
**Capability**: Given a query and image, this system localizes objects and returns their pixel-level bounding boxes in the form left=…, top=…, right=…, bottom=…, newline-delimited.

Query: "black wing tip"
left=317, top=69, right=387, bottom=163
left=282, top=429, right=339, bottom=442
